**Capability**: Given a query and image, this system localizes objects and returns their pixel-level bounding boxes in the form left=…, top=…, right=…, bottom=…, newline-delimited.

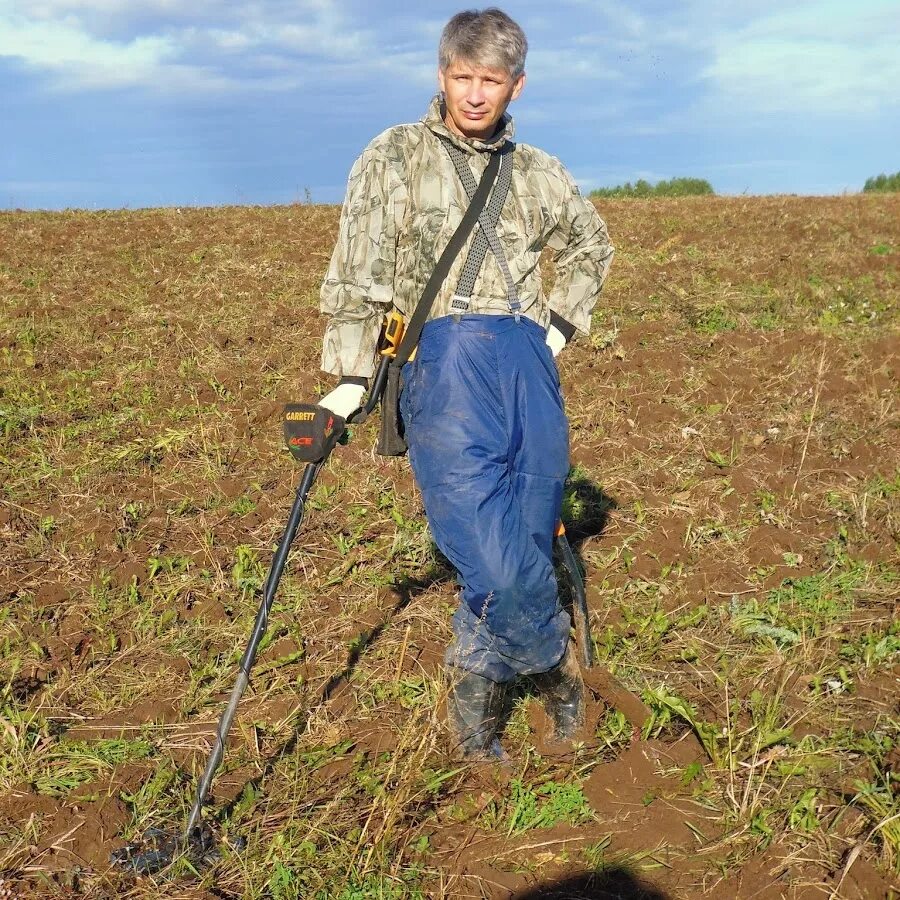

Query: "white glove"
left=318, top=383, right=365, bottom=419
left=546, top=324, right=567, bottom=358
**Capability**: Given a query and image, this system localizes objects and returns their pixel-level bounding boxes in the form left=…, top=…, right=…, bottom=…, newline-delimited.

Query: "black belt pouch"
left=376, top=363, right=408, bottom=456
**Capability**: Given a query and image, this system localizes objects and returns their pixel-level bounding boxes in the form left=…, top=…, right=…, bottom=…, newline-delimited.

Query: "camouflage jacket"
left=320, top=94, right=614, bottom=378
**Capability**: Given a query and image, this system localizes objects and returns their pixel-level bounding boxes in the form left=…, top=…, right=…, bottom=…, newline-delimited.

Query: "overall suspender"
left=440, top=137, right=521, bottom=319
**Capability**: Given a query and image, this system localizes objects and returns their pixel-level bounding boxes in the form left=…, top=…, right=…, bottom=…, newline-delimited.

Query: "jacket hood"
left=422, top=93, right=515, bottom=154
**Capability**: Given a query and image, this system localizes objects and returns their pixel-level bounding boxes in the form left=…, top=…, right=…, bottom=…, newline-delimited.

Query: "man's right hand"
left=318, top=382, right=365, bottom=419
left=283, top=382, right=367, bottom=463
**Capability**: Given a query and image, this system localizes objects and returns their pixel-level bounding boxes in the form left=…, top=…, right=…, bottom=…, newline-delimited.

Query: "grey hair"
left=439, top=8, right=528, bottom=79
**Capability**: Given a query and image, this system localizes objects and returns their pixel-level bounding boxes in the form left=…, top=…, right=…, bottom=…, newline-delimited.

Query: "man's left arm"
left=546, top=170, right=614, bottom=353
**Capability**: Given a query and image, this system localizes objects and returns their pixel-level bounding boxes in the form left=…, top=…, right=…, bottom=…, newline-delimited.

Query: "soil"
left=0, top=196, right=898, bottom=898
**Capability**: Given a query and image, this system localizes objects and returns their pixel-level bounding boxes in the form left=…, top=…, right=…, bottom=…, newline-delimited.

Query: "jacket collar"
left=422, top=93, right=515, bottom=154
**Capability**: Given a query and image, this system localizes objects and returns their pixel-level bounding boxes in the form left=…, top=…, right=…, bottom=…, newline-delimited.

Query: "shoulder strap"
left=393, top=148, right=502, bottom=367
left=441, top=139, right=519, bottom=315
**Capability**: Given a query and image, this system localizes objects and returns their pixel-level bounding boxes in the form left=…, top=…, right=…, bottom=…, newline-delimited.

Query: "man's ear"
left=437, top=67, right=447, bottom=94
left=511, top=70, right=526, bottom=101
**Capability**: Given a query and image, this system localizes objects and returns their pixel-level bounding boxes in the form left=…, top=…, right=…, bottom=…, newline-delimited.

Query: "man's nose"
left=467, top=81, right=486, bottom=105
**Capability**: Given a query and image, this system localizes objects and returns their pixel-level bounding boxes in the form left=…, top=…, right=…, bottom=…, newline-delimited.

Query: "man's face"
left=438, top=59, right=525, bottom=141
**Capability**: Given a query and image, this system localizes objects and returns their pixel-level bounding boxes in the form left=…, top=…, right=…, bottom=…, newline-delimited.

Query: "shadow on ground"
left=556, top=474, right=617, bottom=630
left=219, top=564, right=451, bottom=820
left=217, top=474, right=616, bottom=825
left=561, top=471, right=617, bottom=550
left=514, top=868, right=670, bottom=899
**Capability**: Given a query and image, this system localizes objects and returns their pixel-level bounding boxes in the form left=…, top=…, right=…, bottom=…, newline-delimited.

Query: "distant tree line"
left=589, top=177, right=714, bottom=199
left=863, top=172, right=900, bottom=193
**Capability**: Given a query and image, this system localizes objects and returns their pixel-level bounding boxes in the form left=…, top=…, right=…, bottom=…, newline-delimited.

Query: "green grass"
left=730, top=565, right=867, bottom=647
left=479, top=777, right=594, bottom=834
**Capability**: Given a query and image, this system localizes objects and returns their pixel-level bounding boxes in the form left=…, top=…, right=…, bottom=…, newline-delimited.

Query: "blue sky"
left=1, top=0, right=898, bottom=209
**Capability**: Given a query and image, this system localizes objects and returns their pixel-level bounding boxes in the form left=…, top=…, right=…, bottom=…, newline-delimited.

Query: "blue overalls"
left=400, top=314, right=571, bottom=683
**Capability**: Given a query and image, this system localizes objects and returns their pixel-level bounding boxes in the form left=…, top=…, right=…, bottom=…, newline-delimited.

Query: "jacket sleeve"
left=320, top=141, right=402, bottom=378
left=546, top=170, right=614, bottom=337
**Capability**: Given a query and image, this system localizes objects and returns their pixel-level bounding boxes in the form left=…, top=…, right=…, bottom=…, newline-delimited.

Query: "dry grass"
left=0, top=195, right=898, bottom=898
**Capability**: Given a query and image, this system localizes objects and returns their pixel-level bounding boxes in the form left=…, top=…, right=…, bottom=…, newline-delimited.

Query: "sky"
left=1, top=0, right=898, bottom=209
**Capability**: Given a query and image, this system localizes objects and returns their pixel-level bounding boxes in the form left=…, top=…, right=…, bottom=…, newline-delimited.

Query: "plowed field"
left=1, top=195, right=898, bottom=899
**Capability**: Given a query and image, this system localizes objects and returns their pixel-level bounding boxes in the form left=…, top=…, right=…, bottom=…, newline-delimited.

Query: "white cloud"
left=0, top=13, right=181, bottom=88
left=0, top=1, right=661, bottom=96
left=263, top=22, right=371, bottom=58
left=563, top=0, right=650, bottom=40
left=0, top=0, right=377, bottom=92
left=12, top=0, right=178, bottom=17
left=526, top=48, right=623, bottom=83
left=0, top=0, right=237, bottom=90
left=4, top=0, right=222, bottom=38
left=702, top=0, right=900, bottom=115
left=562, top=0, right=900, bottom=119
left=2, top=0, right=898, bottom=119
left=706, top=40, right=899, bottom=114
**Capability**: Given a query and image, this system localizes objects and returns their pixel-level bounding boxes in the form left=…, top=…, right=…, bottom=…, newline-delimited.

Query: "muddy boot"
left=530, top=642, right=584, bottom=741
left=447, top=669, right=508, bottom=761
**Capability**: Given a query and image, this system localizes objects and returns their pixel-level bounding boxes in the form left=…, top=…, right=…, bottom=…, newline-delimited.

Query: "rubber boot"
left=447, top=669, right=508, bottom=761
left=530, top=641, right=584, bottom=741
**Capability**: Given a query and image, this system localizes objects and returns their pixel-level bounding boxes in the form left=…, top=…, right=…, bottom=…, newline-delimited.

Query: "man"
left=314, top=8, right=613, bottom=759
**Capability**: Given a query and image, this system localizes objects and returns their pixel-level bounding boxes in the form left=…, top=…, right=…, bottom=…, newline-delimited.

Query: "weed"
left=730, top=598, right=801, bottom=647
left=692, top=304, right=737, bottom=334
left=147, top=553, right=191, bottom=580
left=363, top=675, right=435, bottom=711
left=582, top=835, right=666, bottom=876
left=31, top=738, right=154, bottom=796
left=680, top=760, right=704, bottom=787
left=787, top=788, right=819, bottom=832
left=335, top=872, right=426, bottom=900
left=641, top=686, right=722, bottom=765
left=120, top=761, right=182, bottom=837
left=233, top=545, right=264, bottom=597
left=590, top=317, right=620, bottom=350
left=749, top=808, right=775, bottom=847
left=503, top=695, right=533, bottom=742
left=685, top=519, right=742, bottom=548
left=731, top=565, right=866, bottom=647
left=839, top=622, right=900, bottom=669
left=230, top=495, right=256, bottom=516
left=481, top=778, right=594, bottom=834
left=597, top=708, right=632, bottom=750
left=752, top=304, right=784, bottom=330
left=816, top=277, right=887, bottom=330
left=852, top=771, right=900, bottom=872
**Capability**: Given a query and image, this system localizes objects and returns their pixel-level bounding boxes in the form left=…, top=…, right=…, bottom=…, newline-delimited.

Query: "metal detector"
left=111, top=325, right=595, bottom=875
left=111, top=360, right=391, bottom=875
